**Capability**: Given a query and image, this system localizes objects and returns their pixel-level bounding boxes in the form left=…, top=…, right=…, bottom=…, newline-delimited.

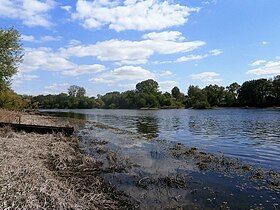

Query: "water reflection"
left=43, top=111, right=87, bottom=120
left=136, top=117, right=159, bottom=137
left=41, top=108, right=280, bottom=170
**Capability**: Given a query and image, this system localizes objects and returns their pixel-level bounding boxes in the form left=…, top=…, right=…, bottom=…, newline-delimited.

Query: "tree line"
left=0, top=27, right=280, bottom=110
left=29, top=77, right=280, bottom=110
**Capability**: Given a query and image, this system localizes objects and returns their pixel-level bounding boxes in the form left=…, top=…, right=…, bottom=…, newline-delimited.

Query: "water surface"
left=43, top=108, right=280, bottom=170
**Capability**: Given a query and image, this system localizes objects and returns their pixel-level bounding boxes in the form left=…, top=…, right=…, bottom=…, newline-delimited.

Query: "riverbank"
left=79, top=120, right=280, bottom=209
left=0, top=110, right=136, bottom=209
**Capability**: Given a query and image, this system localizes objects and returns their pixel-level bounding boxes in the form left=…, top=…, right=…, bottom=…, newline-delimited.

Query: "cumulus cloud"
left=12, top=73, right=39, bottom=85
left=246, top=60, right=280, bottom=76
left=0, top=0, right=56, bottom=27
left=60, top=37, right=205, bottom=65
left=19, top=48, right=105, bottom=76
left=72, top=0, right=199, bottom=31
left=22, top=34, right=61, bottom=43
left=191, top=72, right=222, bottom=83
left=89, top=66, right=154, bottom=84
left=249, top=60, right=267, bottom=67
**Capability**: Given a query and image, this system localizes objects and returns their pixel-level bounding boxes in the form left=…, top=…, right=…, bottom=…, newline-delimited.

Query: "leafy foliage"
left=0, top=28, right=23, bottom=91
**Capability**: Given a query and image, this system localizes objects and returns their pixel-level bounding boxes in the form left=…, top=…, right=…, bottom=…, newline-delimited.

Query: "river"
left=43, top=108, right=280, bottom=170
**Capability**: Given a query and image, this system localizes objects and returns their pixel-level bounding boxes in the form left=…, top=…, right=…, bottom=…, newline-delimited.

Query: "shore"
left=0, top=110, right=136, bottom=209
left=1, top=109, right=279, bottom=209
left=79, top=120, right=280, bottom=209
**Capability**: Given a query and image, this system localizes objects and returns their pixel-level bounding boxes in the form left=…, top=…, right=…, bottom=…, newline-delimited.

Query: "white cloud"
left=159, top=80, right=177, bottom=86
left=176, top=54, right=207, bottom=62
left=12, top=73, right=39, bottom=85
left=246, top=60, right=280, bottom=76
left=202, top=0, right=217, bottom=5
left=150, top=60, right=173, bottom=65
left=68, top=39, right=81, bottom=46
left=40, top=35, right=62, bottom=42
left=20, top=48, right=74, bottom=72
left=61, top=37, right=205, bottom=65
left=118, top=83, right=136, bottom=89
left=22, top=34, right=61, bottom=43
left=22, top=34, right=36, bottom=42
left=158, top=80, right=178, bottom=92
left=142, top=31, right=185, bottom=41
left=89, top=66, right=154, bottom=84
left=158, top=70, right=173, bottom=77
left=44, top=83, right=70, bottom=94
left=19, top=48, right=105, bottom=76
left=62, top=64, right=106, bottom=76
left=0, top=0, right=56, bottom=27
left=209, top=49, right=222, bottom=56
left=249, top=59, right=267, bottom=67
left=191, top=72, right=222, bottom=83
left=72, top=0, right=199, bottom=31
left=262, top=41, right=268, bottom=45
left=61, top=5, right=72, bottom=12
left=176, top=49, right=222, bottom=63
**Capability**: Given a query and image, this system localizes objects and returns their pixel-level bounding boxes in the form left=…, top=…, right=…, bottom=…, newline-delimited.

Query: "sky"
left=0, top=0, right=280, bottom=96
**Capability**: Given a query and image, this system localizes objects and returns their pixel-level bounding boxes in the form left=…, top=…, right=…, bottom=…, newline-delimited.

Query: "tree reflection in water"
left=136, top=116, right=159, bottom=138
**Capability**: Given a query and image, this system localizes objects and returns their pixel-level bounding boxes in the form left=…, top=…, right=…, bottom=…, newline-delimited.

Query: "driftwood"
left=0, top=122, right=74, bottom=136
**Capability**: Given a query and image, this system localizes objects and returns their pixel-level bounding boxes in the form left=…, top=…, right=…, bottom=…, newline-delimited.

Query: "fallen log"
left=0, top=122, right=74, bottom=136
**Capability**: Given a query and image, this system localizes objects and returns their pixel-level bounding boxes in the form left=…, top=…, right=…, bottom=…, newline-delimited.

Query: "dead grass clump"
left=0, top=109, right=21, bottom=123
left=0, top=128, right=136, bottom=209
left=0, top=108, right=77, bottom=128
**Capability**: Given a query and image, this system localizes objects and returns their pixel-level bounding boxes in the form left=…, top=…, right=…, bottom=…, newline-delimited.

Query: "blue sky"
left=1, top=0, right=280, bottom=96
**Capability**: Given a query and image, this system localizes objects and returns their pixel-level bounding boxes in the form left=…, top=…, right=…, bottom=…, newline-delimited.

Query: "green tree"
left=186, top=85, right=209, bottom=109
left=68, top=85, right=86, bottom=97
left=0, top=27, right=23, bottom=91
left=136, top=79, right=159, bottom=94
left=238, top=79, right=272, bottom=107
left=203, top=85, right=226, bottom=107
left=171, top=86, right=180, bottom=99
left=225, top=82, right=241, bottom=106
left=272, top=75, right=280, bottom=105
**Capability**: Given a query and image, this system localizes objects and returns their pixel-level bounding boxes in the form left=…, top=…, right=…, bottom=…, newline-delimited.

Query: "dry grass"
left=0, top=119, right=135, bottom=209
left=0, top=109, right=21, bottom=123
left=0, top=109, right=76, bottom=127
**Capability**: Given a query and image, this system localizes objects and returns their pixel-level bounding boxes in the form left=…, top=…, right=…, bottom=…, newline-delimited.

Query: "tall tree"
left=0, top=27, right=23, bottom=91
left=203, top=85, right=226, bottom=107
left=171, top=86, right=180, bottom=99
left=272, top=75, right=280, bottom=105
left=68, top=85, right=86, bottom=97
left=136, top=79, right=159, bottom=94
left=238, top=79, right=272, bottom=107
left=186, top=85, right=209, bottom=109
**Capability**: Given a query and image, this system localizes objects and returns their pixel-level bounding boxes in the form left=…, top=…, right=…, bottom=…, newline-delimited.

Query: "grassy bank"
left=0, top=110, right=135, bottom=209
